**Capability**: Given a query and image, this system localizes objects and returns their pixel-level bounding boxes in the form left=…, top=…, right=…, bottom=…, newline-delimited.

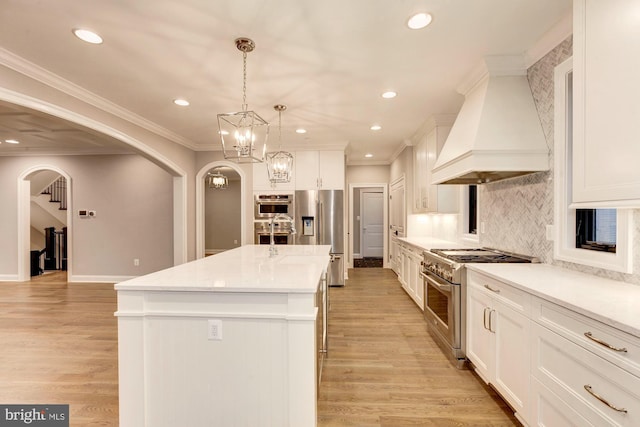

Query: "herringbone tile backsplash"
left=478, top=36, right=640, bottom=286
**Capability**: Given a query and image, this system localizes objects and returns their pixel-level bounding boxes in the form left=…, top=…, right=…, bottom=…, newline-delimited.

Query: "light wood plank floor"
left=318, top=268, right=520, bottom=427
left=0, top=269, right=519, bottom=426
left=0, top=272, right=118, bottom=426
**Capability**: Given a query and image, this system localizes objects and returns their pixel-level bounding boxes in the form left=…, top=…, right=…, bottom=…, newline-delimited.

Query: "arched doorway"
left=195, top=161, right=248, bottom=259
left=17, top=165, right=73, bottom=281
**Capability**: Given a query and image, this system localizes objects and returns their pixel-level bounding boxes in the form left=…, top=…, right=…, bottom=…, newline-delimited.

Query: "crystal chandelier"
left=206, top=171, right=229, bottom=189
left=217, top=37, right=269, bottom=163
left=266, top=104, right=294, bottom=184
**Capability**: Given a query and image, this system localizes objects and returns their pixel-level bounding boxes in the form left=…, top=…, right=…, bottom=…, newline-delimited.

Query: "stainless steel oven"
left=421, top=268, right=462, bottom=363
left=254, top=221, right=294, bottom=245
left=254, top=194, right=293, bottom=219
left=422, top=248, right=537, bottom=369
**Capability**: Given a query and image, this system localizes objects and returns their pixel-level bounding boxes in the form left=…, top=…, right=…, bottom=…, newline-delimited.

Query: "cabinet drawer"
left=467, top=271, right=530, bottom=315
left=531, top=376, right=593, bottom=427
left=534, top=298, right=640, bottom=378
left=532, top=322, right=640, bottom=427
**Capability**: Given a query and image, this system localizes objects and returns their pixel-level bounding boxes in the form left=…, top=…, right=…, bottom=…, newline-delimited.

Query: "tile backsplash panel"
left=478, top=36, right=640, bottom=286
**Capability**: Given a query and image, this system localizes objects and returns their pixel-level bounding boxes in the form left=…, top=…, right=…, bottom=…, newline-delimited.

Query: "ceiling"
left=0, top=0, right=571, bottom=164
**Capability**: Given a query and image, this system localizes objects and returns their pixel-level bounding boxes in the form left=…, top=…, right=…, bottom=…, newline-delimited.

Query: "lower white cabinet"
left=389, top=235, right=401, bottom=274
left=466, top=271, right=531, bottom=425
left=531, top=299, right=640, bottom=427
left=397, top=242, right=424, bottom=310
left=467, top=268, right=640, bottom=427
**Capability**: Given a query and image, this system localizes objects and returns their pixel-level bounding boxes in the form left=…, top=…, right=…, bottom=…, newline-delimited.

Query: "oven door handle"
left=420, top=271, right=452, bottom=293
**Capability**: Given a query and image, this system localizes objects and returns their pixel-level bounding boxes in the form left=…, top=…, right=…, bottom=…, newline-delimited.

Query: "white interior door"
left=362, top=191, right=384, bottom=257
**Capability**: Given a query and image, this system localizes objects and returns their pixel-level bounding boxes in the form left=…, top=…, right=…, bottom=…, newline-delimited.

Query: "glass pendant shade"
left=207, top=171, right=229, bottom=189
left=266, top=104, right=294, bottom=184
left=217, top=37, right=269, bottom=163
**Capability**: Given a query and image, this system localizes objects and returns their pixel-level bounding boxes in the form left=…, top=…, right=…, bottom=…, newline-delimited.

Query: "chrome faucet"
left=269, top=213, right=297, bottom=258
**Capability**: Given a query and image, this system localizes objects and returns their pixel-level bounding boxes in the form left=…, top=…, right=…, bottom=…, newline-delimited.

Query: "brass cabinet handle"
left=584, top=385, right=628, bottom=413
left=483, top=307, right=489, bottom=330
left=484, top=284, right=500, bottom=293
left=584, top=332, right=628, bottom=353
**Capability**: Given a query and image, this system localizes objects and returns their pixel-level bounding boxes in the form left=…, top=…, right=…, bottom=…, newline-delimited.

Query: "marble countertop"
left=466, top=263, right=640, bottom=338
left=115, top=245, right=332, bottom=293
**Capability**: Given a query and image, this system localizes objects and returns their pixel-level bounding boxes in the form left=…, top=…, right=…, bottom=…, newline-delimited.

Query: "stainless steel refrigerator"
left=295, top=190, right=344, bottom=286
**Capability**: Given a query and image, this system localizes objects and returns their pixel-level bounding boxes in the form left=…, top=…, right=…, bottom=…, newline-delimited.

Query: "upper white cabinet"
left=412, top=117, right=458, bottom=213
left=573, top=0, right=640, bottom=207
left=295, top=150, right=345, bottom=190
left=253, top=161, right=295, bottom=191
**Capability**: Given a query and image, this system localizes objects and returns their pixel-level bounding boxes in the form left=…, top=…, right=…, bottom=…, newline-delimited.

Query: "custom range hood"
left=432, top=56, right=549, bottom=185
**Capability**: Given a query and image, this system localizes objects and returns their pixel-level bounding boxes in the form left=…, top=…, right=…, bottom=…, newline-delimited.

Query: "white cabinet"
left=531, top=298, right=640, bottom=427
left=253, top=161, right=295, bottom=191
left=572, top=0, right=640, bottom=207
left=294, top=150, right=344, bottom=190
left=398, top=242, right=423, bottom=310
left=389, top=176, right=405, bottom=235
left=412, top=118, right=458, bottom=213
left=390, top=234, right=401, bottom=274
left=466, top=270, right=531, bottom=425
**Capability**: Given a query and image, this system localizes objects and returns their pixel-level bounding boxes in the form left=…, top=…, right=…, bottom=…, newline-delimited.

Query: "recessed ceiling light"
left=174, top=99, right=190, bottom=106
left=295, top=128, right=307, bottom=134
left=72, top=28, right=103, bottom=44
left=382, top=91, right=397, bottom=99
left=219, top=130, right=229, bottom=135
left=5, top=139, right=20, bottom=144
left=407, top=13, right=433, bottom=30
left=370, top=125, right=382, bottom=131
left=365, top=153, right=373, bottom=158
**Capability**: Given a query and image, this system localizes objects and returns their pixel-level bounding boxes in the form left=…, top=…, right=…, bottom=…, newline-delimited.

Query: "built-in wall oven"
left=254, top=194, right=293, bottom=219
left=254, top=221, right=294, bottom=245
left=421, top=248, right=537, bottom=369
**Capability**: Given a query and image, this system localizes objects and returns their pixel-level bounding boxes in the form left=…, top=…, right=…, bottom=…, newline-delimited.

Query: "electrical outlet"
left=208, top=319, right=223, bottom=341
left=546, top=225, right=554, bottom=241
left=233, top=240, right=238, bottom=244
left=480, top=222, right=486, bottom=234
left=133, top=258, right=140, bottom=267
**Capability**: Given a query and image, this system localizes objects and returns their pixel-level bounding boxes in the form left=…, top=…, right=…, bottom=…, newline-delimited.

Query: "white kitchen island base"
left=115, top=245, right=331, bottom=427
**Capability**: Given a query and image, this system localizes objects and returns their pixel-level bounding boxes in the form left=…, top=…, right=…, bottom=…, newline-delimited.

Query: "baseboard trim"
left=0, top=274, right=19, bottom=282
left=69, top=274, right=136, bottom=284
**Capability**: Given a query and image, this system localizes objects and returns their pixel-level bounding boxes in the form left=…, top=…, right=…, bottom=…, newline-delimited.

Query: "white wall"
left=0, top=154, right=174, bottom=280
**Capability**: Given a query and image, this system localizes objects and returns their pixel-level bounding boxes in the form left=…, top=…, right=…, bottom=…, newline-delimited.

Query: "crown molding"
left=0, top=48, right=198, bottom=150
left=525, top=11, right=572, bottom=68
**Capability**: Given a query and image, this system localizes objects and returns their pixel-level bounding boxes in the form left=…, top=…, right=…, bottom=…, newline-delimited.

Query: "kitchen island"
left=115, top=244, right=331, bottom=427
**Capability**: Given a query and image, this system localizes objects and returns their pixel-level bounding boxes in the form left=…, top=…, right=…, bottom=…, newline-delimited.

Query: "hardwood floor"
left=0, top=272, right=118, bottom=426
left=318, top=268, right=520, bottom=427
left=0, top=269, right=518, bottom=426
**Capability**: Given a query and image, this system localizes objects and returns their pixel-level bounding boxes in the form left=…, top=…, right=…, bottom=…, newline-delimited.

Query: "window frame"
left=553, top=57, right=632, bottom=273
left=460, top=185, right=479, bottom=244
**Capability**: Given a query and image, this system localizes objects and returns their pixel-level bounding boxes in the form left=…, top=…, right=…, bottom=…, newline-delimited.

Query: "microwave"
left=254, top=194, right=293, bottom=219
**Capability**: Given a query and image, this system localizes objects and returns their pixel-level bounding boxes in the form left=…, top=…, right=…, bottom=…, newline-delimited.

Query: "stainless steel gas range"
left=421, top=248, right=538, bottom=368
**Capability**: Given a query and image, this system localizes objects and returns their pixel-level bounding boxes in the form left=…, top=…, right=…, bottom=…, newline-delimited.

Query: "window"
left=468, top=185, right=477, bottom=235
left=553, top=58, right=632, bottom=273
left=461, top=185, right=479, bottom=242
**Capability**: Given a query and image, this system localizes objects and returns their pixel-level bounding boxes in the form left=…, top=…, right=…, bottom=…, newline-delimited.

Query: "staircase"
left=41, top=176, right=67, bottom=210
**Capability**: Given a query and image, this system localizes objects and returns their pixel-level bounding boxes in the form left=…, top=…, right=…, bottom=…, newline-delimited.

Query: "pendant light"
left=206, top=171, right=229, bottom=189
left=266, top=104, right=294, bottom=184
left=217, top=37, right=269, bottom=163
